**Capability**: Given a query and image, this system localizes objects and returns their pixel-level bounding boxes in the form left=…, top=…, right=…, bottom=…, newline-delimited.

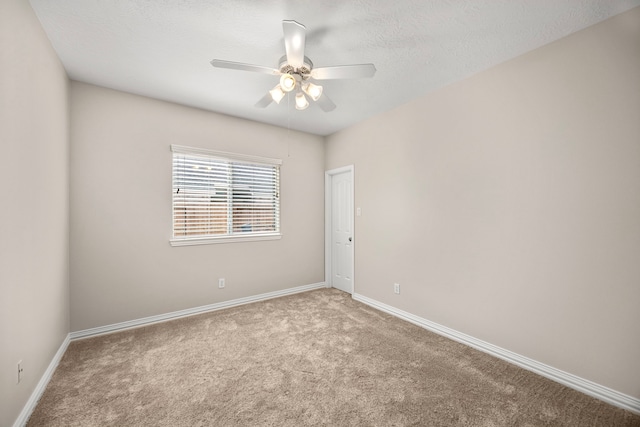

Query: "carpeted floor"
left=28, top=288, right=640, bottom=426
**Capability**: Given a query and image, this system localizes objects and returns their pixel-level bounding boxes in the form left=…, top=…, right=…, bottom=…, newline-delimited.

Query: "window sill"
left=170, top=233, right=282, bottom=247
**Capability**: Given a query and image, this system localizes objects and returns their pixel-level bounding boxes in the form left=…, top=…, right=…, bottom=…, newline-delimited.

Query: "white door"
left=328, top=169, right=354, bottom=294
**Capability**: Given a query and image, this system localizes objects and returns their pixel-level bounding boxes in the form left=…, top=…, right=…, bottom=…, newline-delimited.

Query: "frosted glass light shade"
left=269, top=85, right=286, bottom=104
left=302, top=83, right=323, bottom=101
left=280, top=73, right=296, bottom=92
left=295, top=92, right=309, bottom=110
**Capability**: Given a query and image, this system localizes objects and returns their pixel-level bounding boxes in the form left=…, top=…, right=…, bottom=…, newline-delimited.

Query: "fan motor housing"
left=278, top=55, right=313, bottom=78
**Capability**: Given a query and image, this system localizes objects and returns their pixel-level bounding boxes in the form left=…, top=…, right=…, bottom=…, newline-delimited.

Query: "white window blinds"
left=171, top=145, right=281, bottom=245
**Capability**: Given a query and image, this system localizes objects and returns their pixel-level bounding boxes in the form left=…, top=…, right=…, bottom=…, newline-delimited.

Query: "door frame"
left=325, top=165, right=355, bottom=293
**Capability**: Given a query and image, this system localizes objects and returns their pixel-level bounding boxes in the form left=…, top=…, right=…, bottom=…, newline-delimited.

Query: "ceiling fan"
left=211, top=20, right=376, bottom=112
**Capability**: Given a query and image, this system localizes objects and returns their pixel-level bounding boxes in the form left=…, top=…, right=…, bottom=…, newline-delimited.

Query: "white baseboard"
left=70, top=282, right=326, bottom=340
left=352, top=292, right=640, bottom=415
left=13, top=334, right=70, bottom=427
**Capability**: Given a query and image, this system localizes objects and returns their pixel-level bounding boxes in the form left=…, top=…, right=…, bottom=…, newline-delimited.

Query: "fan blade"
left=311, top=64, right=376, bottom=80
left=210, top=59, right=280, bottom=75
left=316, top=93, right=336, bottom=112
left=283, top=20, right=306, bottom=68
left=255, top=92, right=274, bottom=108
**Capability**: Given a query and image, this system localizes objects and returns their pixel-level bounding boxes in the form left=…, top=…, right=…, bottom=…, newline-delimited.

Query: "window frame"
left=170, top=144, right=282, bottom=247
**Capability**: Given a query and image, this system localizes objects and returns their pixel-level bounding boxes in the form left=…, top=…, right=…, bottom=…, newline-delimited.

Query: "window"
left=170, top=145, right=281, bottom=246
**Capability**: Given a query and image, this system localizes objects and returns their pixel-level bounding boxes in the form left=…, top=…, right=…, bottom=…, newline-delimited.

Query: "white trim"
left=352, top=292, right=640, bottom=415
left=170, top=144, right=282, bottom=165
left=170, top=233, right=282, bottom=247
left=70, top=282, right=326, bottom=340
left=324, top=165, right=355, bottom=293
left=13, top=334, right=70, bottom=427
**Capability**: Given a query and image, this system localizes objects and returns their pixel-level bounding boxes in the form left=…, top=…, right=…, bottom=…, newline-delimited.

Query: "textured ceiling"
left=29, top=0, right=640, bottom=136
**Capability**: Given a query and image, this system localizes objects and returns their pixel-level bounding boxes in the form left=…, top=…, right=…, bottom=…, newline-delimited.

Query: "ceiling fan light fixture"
left=280, top=73, right=296, bottom=92
left=211, top=21, right=375, bottom=114
left=302, top=82, right=323, bottom=101
left=269, top=85, right=286, bottom=104
left=295, top=92, right=309, bottom=110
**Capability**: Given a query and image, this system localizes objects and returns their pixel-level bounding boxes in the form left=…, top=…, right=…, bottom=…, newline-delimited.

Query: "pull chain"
left=287, top=92, right=291, bottom=158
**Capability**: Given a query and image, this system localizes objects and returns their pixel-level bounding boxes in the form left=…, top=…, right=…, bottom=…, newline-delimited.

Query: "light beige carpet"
left=28, top=289, right=639, bottom=426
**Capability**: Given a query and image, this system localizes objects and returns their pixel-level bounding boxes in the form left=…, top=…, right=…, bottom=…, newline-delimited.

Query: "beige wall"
left=326, top=8, right=640, bottom=398
left=0, top=0, right=70, bottom=425
left=69, top=82, right=325, bottom=331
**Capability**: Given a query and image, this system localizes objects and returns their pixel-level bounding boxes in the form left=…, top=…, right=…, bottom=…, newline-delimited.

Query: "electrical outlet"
left=394, top=283, right=400, bottom=294
left=17, top=360, right=23, bottom=384
left=218, top=278, right=225, bottom=289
